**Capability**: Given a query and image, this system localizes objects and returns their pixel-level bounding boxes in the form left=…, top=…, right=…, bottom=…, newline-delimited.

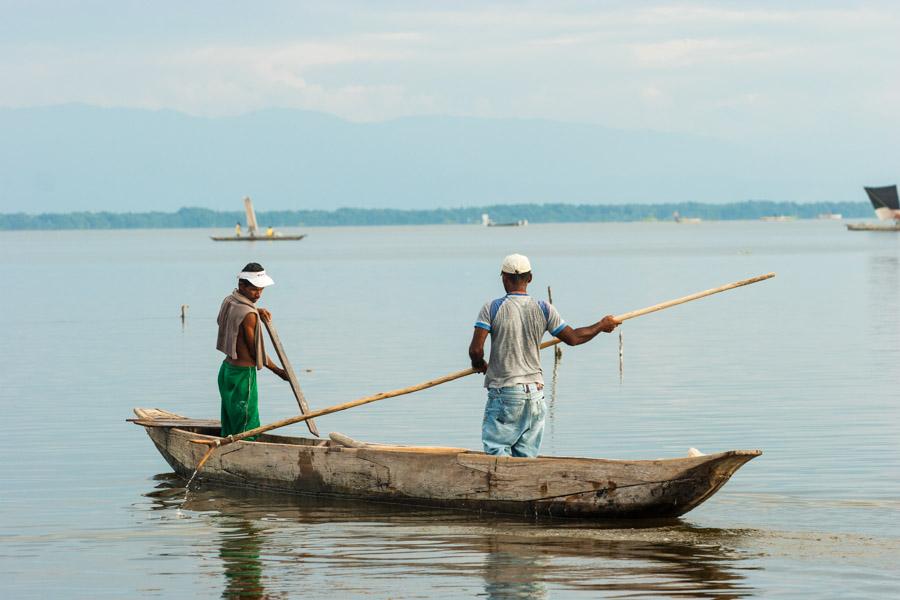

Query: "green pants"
left=218, top=361, right=260, bottom=440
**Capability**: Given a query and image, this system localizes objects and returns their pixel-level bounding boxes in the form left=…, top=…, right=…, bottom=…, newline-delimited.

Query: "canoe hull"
left=846, top=223, right=900, bottom=232
left=137, top=409, right=760, bottom=519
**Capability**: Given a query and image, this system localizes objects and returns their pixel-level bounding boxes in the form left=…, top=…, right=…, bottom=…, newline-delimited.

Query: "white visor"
left=238, top=270, right=274, bottom=288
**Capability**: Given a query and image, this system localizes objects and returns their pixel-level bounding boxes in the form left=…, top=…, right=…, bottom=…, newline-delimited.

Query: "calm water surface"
left=1, top=221, right=898, bottom=598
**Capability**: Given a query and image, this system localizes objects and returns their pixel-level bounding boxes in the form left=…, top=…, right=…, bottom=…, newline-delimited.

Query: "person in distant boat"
left=235, top=222, right=242, bottom=237
left=216, top=263, right=288, bottom=439
left=266, top=226, right=274, bottom=237
left=468, top=254, right=619, bottom=457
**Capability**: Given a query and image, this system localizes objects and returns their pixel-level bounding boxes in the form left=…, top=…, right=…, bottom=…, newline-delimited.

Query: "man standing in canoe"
left=216, top=263, right=288, bottom=439
left=469, top=254, right=619, bottom=457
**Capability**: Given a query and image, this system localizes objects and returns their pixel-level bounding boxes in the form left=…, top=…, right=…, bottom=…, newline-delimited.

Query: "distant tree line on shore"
left=0, top=201, right=873, bottom=231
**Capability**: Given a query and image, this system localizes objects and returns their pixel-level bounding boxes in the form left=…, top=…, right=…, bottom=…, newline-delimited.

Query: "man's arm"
left=555, top=315, right=619, bottom=346
left=469, top=327, right=489, bottom=373
left=240, top=312, right=259, bottom=362
left=265, top=357, right=289, bottom=381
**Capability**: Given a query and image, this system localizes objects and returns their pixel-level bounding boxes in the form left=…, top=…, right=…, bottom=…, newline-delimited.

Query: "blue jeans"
left=482, top=384, right=546, bottom=457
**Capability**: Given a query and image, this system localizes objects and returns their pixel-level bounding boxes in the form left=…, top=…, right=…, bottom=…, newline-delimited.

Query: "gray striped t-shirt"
left=475, top=293, right=567, bottom=388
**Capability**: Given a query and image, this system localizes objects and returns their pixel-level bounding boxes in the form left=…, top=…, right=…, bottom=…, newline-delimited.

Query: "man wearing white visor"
left=468, top=254, right=619, bottom=457
left=216, top=262, right=289, bottom=439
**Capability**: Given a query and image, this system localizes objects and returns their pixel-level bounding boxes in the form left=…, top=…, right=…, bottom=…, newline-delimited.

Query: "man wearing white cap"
left=216, top=262, right=289, bottom=439
left=469, top=254, right=619, bottom=457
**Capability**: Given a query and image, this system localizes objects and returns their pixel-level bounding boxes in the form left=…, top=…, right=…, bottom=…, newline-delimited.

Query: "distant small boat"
left=672, top=211, right=702, bottom=224
left=760, top=215, right=796, bottom=222
left=847, top=224, right=900, bottom=231
left=211, top=197, right=307, bottom=241
left=847, top=185, right=900, bottom=232
left=482, top=213, right=528, bottom=227
left=817, top=213, right=843, bottom=221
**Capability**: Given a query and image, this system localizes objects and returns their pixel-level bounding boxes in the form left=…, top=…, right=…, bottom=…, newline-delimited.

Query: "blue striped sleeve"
left=545, top=302, right=567, bottom=336
left=537, top=300, right=550, bottom=321
left=489, top=297, right=507, bottom=321
left=550, top=321, right=568, bottom=336
left=474, top=321, right=491, bottom=331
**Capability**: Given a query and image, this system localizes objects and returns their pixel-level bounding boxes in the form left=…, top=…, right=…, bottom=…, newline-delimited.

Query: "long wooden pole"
left=193, top=366, right=478, bottom=448
left=613, top=272, right=775, bottom=322
left=262, top=319, right=319, bottom=436
left=192, top=272, right=774, bottom=450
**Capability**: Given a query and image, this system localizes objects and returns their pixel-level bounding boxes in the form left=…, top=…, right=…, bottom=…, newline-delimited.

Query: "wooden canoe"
left=131, top=408, right=760, bottom=519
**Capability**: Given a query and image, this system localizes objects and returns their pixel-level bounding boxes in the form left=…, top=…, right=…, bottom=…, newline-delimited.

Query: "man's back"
left=476, top=293, right=566, bottom=388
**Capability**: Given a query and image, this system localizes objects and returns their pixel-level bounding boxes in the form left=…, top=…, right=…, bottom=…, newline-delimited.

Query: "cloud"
left=634, top=6, right=795, bottom=26
left=0, top=34, right=440, bottom=119
left=640, top=85, right=664, bottom=101
left=631, top=38, right=792, bottom=68
left=178, top=40, right=410, bottom=72
left=1, top=2, right=899, bottom=143
left=153, top=38, right=437, bottom=119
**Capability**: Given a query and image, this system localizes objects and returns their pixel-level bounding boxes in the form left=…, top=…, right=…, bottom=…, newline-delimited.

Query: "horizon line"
left=0, top=199, right=871, bottom=218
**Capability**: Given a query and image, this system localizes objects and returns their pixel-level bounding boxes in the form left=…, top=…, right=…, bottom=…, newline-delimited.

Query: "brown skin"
left=225, top=281, right=290, bottom=381
left=468, top=271, right=619, bottom=373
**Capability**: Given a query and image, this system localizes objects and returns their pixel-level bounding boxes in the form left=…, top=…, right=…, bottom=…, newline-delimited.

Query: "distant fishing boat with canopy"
left=211, top=197, right=307, bottom=241
left=847, top=185, right=900, bottom=231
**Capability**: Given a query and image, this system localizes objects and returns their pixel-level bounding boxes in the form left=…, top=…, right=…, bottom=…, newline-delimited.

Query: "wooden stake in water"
left=549, top=341, right=560, bottom=411
left=546, top=285, right=561, bottom=421
left=547, top=286, right=563, bottom=361
left=618, top=330, right=624, bottom=383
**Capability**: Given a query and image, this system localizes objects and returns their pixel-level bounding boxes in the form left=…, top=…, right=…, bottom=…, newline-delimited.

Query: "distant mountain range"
left=0, top=104, right=886, bottom=213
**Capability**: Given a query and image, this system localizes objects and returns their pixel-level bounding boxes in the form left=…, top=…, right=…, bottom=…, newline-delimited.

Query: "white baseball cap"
left=501, top=254, right=531, bottom=274
left=238, top=269, right=275, bottom=288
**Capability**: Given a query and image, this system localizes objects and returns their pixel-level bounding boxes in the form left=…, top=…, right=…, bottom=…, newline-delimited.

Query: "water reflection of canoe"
left=132, top=408, right=760, bottom=519
left=146, top=479, right=755, bottom=598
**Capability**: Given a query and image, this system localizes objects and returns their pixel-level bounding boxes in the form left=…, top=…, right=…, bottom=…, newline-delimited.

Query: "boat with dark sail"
left=211, top=197, right=307, bottom=241
left=847, top=185, right=900, bottom=231
left=131, top=407, right=760, bottom=520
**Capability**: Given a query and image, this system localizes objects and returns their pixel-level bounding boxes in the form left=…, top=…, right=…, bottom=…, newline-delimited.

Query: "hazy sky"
left=3, top=2, right=898, bottom=142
